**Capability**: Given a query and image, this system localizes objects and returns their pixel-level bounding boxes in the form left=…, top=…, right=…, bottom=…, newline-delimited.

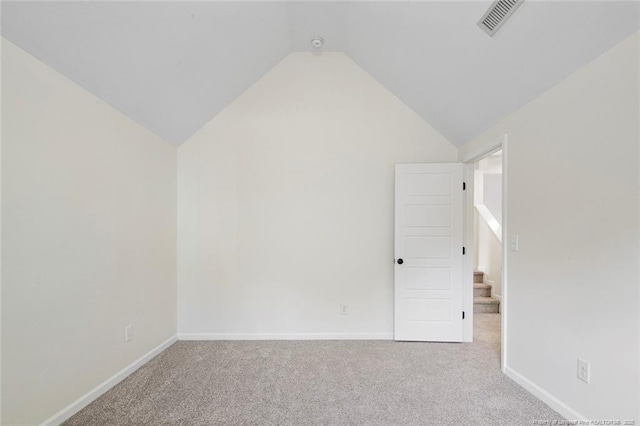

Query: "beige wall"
left=462, top=33, right=639, bottom=420
left=177, top=52, right=458, bottom=338
left=1, top=39, right=177, bottom=425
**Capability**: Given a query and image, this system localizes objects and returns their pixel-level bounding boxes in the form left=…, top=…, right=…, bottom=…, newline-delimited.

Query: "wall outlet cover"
left=577, top=358, right=590, bottom=384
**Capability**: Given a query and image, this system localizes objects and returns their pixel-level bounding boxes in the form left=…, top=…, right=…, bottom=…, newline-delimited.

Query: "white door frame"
left=461, top=134, right=508, bottom=373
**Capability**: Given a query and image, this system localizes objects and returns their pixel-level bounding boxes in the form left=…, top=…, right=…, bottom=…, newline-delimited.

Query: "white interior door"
left=394, top=163, right=464, bottom=342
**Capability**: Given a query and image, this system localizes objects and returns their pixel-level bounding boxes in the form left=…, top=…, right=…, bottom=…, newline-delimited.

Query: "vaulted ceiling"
left=2, top=1, right=639, bottom=146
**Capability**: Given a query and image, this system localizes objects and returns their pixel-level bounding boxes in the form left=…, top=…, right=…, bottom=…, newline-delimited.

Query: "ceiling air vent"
left=478, top=0, right=524, bottom=37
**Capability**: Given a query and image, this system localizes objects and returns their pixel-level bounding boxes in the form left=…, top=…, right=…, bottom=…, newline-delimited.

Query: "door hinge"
left=462, top=311, right=465, bottom=320
left=462, top=247, right=466, bottom=255
left=463, top=182, right=466, bottom=191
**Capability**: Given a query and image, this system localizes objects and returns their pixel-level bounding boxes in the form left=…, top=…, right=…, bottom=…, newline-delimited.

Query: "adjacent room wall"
left=177, top=52, right=458, bottom=338
left=483, top=173, right=502, bottom=225
left=473, top=155, right=503, bottom=298
left=461, top=33, right=639, bottom=420
left=474, top=211, right=503, bottom=299
left=1, top=39, right=177, bottom=425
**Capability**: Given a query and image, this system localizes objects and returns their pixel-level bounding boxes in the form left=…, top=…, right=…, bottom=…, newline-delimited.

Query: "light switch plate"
left=510, top=235, right=519, bottom=252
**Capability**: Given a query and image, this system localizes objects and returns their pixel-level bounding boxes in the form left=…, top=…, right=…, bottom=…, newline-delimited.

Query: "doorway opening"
left=462, top=135, right=507, bottom=371
left=473, top=151, right=502, bottom=315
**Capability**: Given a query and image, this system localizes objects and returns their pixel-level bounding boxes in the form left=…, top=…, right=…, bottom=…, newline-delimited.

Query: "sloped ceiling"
left=2, top=1, right=639, bottom=146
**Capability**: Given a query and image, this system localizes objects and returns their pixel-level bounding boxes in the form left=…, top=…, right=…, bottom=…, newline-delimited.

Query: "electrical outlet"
left=340, top=304, right=348, bottom=315
left=577, top=358, right=590, bottom=384
left=125, top=325, right=133, bottom=342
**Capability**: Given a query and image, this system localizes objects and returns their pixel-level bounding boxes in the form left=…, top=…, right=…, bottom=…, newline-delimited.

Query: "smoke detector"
left=478, top=0, right=525, bottom=37
left=310, top=37, right=324, bottom=49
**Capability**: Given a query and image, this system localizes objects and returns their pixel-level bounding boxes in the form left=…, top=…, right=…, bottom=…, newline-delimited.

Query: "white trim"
left=504, top=366, right=587, bottom=421
left=636, top=36, right=640, bottom=424
left=178, top=332, right=394, bottom=341
left=40, top=335, right=178, bottom=426
left=460, top=139, right=503, bottom=164
left=463, top=163, right=475, bottom=342
left=500, top=135, right=509, bottom=373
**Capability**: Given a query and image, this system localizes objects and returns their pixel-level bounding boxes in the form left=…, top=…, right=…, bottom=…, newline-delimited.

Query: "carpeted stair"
left=474, top=271, right=500, bottom=313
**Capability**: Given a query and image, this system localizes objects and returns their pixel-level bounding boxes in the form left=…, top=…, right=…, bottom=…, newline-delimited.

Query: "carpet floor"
left=65, top=314, right=562, bottom=425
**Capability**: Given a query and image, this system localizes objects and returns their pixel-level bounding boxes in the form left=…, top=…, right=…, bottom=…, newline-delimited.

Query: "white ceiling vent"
left=478, top=0, right=525, bottom=37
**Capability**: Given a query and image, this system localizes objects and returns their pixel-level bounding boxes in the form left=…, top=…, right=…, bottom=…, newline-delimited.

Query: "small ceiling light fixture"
left=310, top=37, right=324, bottom=49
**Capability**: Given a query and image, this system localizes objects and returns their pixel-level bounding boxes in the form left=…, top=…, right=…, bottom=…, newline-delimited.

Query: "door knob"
left=397, top=258, right=404, bottom=265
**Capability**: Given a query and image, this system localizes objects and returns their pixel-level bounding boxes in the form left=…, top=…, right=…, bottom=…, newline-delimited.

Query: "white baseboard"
left=504, top=366, right=587, bottom=421
left=178, top=332, right=394, bottom=341
left=41, top=335, right=178, bottom=426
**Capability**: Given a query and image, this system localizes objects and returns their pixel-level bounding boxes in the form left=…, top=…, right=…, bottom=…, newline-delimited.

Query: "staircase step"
left=474, top=283, right=491, bottom=297
left=474, top=270, right=484, bottom=283
left=474, top=296, right=500, bottom=313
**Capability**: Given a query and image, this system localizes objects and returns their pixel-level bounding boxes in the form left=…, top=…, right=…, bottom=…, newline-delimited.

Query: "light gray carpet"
left=65, top=314, right=562, bottom=425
